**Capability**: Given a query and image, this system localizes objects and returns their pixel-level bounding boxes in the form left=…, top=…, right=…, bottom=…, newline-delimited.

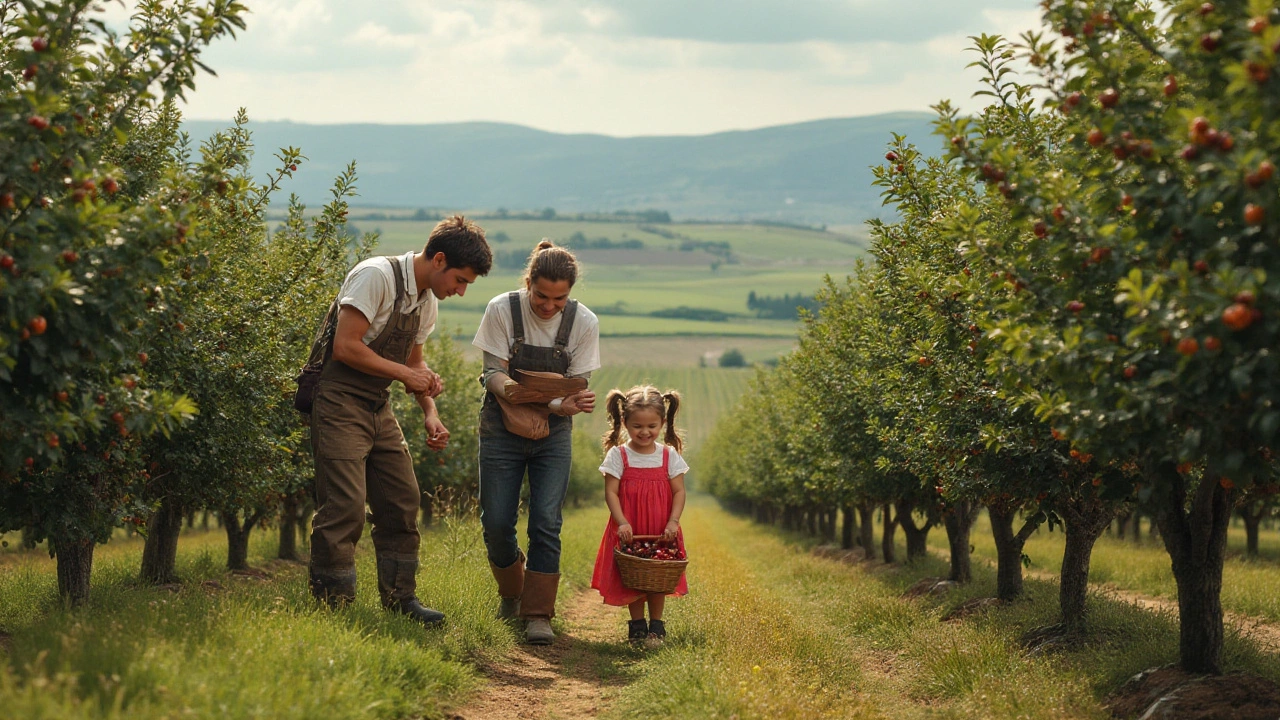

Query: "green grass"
left=558, top=496, right=1280, bottom=720
left=925, top=511, right=1280, bottom=624
left=4, top=498, right=1280, bottom=719
left=0, top=521, right=511, bottom=720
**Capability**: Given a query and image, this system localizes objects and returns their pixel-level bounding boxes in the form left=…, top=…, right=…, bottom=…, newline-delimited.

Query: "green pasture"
left=354, top=216, right=864, bottom=340
left=435, top=306, right=798, bottom=339
left=365, top=217, right=865, bottom=265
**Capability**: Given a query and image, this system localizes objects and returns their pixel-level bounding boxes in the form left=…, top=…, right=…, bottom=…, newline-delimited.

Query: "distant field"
left=573, top=366, right=755, bottom=464
left=363, top=216, right=865, bottom=341
left=450, top=334, right=794, bottom=368
left=363, top=217, right=866, bottom=265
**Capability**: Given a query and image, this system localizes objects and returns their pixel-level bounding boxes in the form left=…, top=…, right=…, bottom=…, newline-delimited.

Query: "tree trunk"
left=989, top=504, right=1043, bottom=602
left=806, top=507, right=818, bottom=536
left=1131, top=511, right=1143, bottom=545
left=221, top=508, right=265, bottom=571
left=277, top=494, right=300, bottom=562
left=54, top=538, right=94, bottom=606
left=895, top=499, right=934, bottom=562
left=1114, top=510, right=1130, bottom=540
left=1058, top=496, right=1114, bottom=634
left=841, top=504, right=857, bottom=550
left=858, top=503, right=876, bottom=561
left=140, top=494, right=184, bottom=584
left=1241, top=503, right=1263, bottom=557
left=881, top=503, right=897, bottom=563
left=1154, top=462, right=1233, bottom=675
left=943, top=501, right=979, bottom=583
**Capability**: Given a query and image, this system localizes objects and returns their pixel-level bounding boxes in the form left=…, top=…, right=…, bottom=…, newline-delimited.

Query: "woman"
left=472, top=239, right=600, bottom=644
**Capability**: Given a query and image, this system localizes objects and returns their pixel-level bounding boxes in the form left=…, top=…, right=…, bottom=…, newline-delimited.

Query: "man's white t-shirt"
left=472, top=289, right=601, bottom=377
left=338, top=251, right=437, bottom=345
left=599, top=444, right=690, bottom=480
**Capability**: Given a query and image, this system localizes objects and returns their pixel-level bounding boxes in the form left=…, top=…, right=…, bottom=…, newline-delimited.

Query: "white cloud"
left=346, top=22, right=418, bottom=50
left=178, top=0, right=1047, bottom=135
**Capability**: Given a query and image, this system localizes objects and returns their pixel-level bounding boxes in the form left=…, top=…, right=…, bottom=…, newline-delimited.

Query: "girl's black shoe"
left=647, top=619, right=666, bottom=640
left=627, top=619, right=648, bottom=642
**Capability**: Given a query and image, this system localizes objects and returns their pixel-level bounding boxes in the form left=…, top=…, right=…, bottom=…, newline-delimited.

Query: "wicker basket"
left=614, top=534, right=688, bottom=594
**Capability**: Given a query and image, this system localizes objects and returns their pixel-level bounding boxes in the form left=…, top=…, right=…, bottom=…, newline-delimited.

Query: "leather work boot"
left=521, top=569, right=560, bottom=645
left=499, top=596, right=521, bottom=620
left=309, top=566, right=357, bottom=609
left=525, top=618, right=555, bottom=645
left=376, top=554, right=446, bottom=627
left=490, top=550, right=526, bottom=620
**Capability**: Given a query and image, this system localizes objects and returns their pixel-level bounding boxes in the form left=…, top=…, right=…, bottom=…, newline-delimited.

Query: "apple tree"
left=0, top=0, right=244, bottom=603
left=138, top=112, right=372, bottom=580
left=941, top=1, right=1280, bottom=673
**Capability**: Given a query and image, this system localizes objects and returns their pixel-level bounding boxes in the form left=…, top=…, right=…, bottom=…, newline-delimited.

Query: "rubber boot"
left=490, top=550, right=525, bottom=620
left=309, top=566, right=356, bottom=609
left=376, top=554, right=445, bottom=627
left=521, top=570, right=559, bottom=645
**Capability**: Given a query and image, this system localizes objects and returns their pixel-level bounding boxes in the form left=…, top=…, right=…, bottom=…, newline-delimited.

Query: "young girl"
left=590, top=385, right=689, bottom=643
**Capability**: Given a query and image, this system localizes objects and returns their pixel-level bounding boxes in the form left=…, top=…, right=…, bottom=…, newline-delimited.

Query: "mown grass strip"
left=559, top=496, right=1280, bottom=720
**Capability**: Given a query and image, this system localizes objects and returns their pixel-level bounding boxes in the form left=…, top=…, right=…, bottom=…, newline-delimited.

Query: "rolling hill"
left=181, top=112, right=937, bottom=226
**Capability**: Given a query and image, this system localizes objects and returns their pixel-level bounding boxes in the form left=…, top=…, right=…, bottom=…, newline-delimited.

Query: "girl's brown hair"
left=522, top=239, right=579, bottom=290
left=602, top=385, right=684, bottom=454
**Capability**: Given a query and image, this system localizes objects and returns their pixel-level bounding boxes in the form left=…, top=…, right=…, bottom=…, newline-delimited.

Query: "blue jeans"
left=478, top=414, right=573, bottom=574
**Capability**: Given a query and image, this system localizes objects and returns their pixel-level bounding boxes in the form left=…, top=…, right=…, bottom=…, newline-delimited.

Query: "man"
left=308, top=215, right=491, bottom=626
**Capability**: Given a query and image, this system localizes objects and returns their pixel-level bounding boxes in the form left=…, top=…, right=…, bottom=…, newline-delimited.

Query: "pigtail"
left=662, top=390, right=684, bottom=454
left=601, top=389, right=627, bottom=451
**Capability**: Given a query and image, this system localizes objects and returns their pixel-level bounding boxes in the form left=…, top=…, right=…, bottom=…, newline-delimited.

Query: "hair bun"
left=535, top=239, right=555, bottom=251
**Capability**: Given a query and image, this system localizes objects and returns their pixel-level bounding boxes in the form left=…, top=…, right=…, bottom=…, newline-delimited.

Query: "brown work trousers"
left=309, top=383, right=422, bottom=573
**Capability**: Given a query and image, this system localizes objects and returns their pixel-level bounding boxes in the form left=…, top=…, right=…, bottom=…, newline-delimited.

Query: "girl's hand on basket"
left=617, top=523, right=633, bottom=544
left=661, top=521, right=679, bottom=543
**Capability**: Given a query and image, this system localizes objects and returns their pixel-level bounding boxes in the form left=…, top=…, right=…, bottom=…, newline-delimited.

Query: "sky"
left=115, top=0, right=1046, bottom=137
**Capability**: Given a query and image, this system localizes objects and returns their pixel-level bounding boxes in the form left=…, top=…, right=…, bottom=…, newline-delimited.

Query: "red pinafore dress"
left=591, top=445, right=689, bottom=606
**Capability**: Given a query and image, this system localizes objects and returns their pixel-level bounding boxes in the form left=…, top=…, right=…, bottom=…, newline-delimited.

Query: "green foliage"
left=0, top=0, right=244, bottom=550
left=143, top=111, right=370, bottom=534
left=393, top=328, right=482, bottom=506
left=717, top=348, right=745, bottom=367
left=566, top=430, right=604, bottom=508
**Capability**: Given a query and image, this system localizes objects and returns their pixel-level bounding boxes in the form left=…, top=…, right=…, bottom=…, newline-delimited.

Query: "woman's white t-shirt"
left=472, top=289, right=601, bottom=377
left=599, top=444, right=689, bottom=480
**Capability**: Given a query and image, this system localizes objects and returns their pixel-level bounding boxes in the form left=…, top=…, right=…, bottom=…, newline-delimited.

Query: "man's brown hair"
left=424, top=215, right=492, bottom=275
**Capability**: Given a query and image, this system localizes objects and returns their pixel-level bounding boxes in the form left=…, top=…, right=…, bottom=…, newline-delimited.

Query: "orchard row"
left=701, top=1, right=1279, bottom=677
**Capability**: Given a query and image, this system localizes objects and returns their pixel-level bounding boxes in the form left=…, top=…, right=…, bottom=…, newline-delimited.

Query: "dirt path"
left=448, top=589, right=636, bottom=720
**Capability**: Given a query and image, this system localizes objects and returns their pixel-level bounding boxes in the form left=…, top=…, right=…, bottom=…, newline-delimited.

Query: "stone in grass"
left=901, top=577, right=957, bottom=599
left=941, top=597, right=1002, bottom=622
left=1105, top=665, right=1280, bottom=719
